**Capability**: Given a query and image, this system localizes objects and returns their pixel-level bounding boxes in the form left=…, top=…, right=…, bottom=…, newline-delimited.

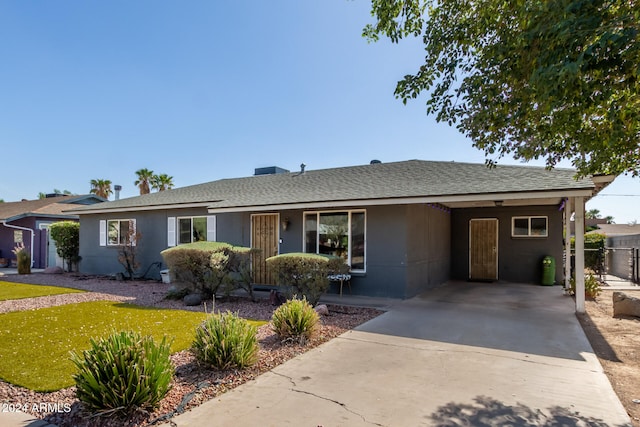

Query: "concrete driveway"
left=165, top=281, right=631, bottom=426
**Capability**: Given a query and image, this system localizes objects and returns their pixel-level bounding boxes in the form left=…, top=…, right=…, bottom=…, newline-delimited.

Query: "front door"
left=251, top=214, right=279, bottom=285
left=469, top=219, right=498, bottom=281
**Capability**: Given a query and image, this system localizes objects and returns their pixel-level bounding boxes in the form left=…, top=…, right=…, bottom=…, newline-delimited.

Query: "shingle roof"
left=591, top=224, right=640, bottom=237
left=68, top=160, right=600, bottom=214
left=0, top=195, right=103, bottom=221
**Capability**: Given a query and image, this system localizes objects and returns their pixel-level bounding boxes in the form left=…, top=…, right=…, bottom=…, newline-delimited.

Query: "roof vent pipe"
left=114, top=185, right=122, bottom=200
left=300, top=163, right=306, bottom=174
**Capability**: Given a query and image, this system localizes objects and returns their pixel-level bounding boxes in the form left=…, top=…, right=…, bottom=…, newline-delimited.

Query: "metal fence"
left=604, top=247, right=639, bottom=284
left=569, top=247, right=639, bottom=285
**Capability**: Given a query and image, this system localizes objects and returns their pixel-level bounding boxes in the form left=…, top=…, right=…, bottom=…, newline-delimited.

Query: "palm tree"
left=134, top=168, right=154, bottom=195
left=151, top=174, right=175, bottom=192
left=90, top=179, right=113, bottom=199
left=586, top=209, right=601, bottom=219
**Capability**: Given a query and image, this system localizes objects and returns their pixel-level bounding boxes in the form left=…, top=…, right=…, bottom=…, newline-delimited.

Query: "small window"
left=512, top=216, right=548, bottom=237
left=106, top=219, right=136, bottom=245
left=176, top=216, right=215, bottom=244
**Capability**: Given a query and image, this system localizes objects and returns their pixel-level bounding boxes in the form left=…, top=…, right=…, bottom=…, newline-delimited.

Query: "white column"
left=575, top=196, right=585, bottom=313
left=564, top=197, right=573, bottom=289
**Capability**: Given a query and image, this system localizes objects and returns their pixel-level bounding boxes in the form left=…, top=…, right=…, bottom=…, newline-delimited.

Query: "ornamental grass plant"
left=271, top=298, right=319, bottom=345
left=70, top=330, right=173, bottom=416
left=193, top=311, right=259, bottom=370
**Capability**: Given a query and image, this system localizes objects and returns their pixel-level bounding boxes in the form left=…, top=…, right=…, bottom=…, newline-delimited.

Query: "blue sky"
left=1, top=1, right=637, bottom=223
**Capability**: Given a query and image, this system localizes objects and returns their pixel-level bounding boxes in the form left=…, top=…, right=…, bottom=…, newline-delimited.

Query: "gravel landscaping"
left=0, top=273, right=383, bottom=427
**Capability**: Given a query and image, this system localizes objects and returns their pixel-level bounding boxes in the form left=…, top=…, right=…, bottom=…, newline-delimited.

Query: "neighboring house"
left=68, top=160, right=614, bottom=298
left=569, top=218, right=608, bottom=237
left=588, top=223, right=640, bottom=237
left=0, top=194, right=106, bottom=269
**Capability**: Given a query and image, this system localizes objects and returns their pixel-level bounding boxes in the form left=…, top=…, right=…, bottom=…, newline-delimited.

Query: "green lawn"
left=0, top=301, right=265, bottom=391
left=0, top=280, right=85, bottom=301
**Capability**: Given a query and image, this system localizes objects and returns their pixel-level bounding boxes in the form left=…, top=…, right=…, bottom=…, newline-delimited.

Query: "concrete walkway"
left=161, top=281, right=631, bottom=426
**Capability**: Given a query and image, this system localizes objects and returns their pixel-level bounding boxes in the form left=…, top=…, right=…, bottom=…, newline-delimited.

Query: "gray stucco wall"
left=258, top=206, right=410, bottom=298
left=451, top=205, right=564, bottom=284
left=79, top=208, right=235, bottom=278
left=405, top=204, right=451, bottom=297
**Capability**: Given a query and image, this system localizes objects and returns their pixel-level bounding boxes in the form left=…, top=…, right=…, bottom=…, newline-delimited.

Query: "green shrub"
left=225, top=247, right=259, bottom=301
left=70, top=330, right=173, bottom=416
left=271, top=298, right=319, bottom=344
left=161, top=242, right=257, bottom=300
left=165, top=286, right=190, bottom=300
left=13, top=244, right=31, bottom=275
left=49, top=221, right=80, bottom=272
left=265, top=253, right=331, bottom=306
left=161, top=242, right=232, bottom=299
left=193, top=311, right=259, bottom=370
left=571, top=233, right=606, bottom=272
left=569, top=273, right=602, bottom=300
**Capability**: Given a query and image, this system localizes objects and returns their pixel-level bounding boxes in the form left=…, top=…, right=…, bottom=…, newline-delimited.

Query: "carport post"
left=574, top=196, right=585, bottom=313
left=564, top=197, right=572, bottom=290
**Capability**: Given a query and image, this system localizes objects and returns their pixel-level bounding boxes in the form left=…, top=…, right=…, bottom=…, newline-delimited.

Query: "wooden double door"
left=469, top=219, right=498, bottom=281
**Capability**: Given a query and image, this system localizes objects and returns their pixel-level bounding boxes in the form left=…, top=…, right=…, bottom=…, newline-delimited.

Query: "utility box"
left=542, top=256, right=555, bottom=286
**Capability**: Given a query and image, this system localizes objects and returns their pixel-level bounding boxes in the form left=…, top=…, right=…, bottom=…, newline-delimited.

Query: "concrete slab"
left=163, top=282, right=632, bottom=426
left=0, top=410, right=52, bottom=427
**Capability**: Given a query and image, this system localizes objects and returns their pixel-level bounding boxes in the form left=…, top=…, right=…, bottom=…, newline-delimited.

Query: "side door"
left=469, top=218, right=498, bottom=281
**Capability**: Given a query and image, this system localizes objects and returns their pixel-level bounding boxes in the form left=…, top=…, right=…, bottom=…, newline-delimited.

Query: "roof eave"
left=206, top=188, right=596, bottom=214
left=67, top=201, right=216, bottom=215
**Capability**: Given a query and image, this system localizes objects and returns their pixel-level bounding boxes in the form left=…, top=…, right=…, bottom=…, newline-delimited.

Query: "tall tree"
left=151, top=173, right=175, bottom=192
left=134, top=168, right=154, bottom=195
left=586, top=209, right=602, bottom=219
left=364, top=0, right=640, bottom=177
left=90, top=179, right=113, bottom=199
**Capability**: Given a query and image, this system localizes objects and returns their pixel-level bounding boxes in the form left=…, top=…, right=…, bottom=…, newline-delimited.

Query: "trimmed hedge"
left=266, top=253, right=341, bottom=306
left=161, top=242, right=258, bottom=300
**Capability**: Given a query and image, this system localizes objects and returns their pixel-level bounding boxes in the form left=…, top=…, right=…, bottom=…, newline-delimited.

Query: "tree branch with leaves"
left=365, top=0, right=639, bottom=177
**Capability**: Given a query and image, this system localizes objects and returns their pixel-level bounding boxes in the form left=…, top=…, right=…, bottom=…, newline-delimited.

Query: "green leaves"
left=265, top=253, right=332, bottom=306
left=70, top=330, right=174, bottom=415
left=367, top=0, right=640, bottom=177
left=271, top=298, right=319, bottom=345
left=192, top=311, right=259, bottom=370
left=49, top=221, right=80, bottom=271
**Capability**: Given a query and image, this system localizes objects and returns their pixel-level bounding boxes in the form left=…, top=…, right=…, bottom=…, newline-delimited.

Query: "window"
left=101, top=219, right=136, bottom=246
left=512, top=216, right=548, bottom=237
left=167, top=216, right=216, bottom=246
left=13, top=230, right=23, bottom=244
left=178, top=217, right=207, bottom=244
left=304, top=210, right=365, bottom=272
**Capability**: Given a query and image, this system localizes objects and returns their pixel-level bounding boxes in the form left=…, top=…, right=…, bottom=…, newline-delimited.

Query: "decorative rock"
left=612, top=291, right=640, bottom=318
left=184, top=293, right=203, bottom=306
left=43, top=266, right=64, bottom=274
left=314, top=304, right=329, bottom=316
